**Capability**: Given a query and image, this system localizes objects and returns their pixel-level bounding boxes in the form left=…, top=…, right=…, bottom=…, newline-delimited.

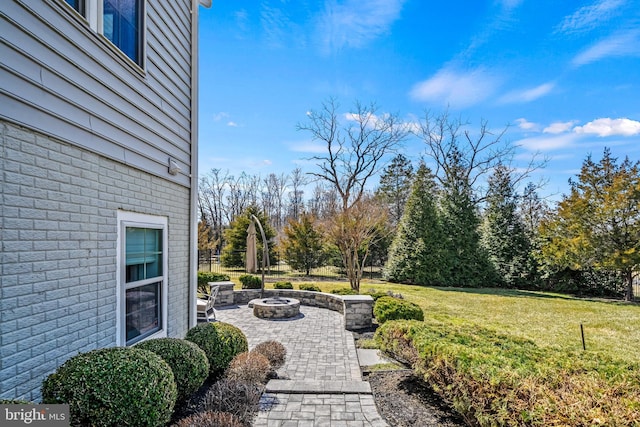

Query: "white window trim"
left=59, top=0, right=146, bottom=70
left=116, top=211, right=168, bottom=346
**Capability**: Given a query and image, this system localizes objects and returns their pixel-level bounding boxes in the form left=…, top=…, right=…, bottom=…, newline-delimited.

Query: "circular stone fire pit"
left=248, top=297, right=300, bottom=319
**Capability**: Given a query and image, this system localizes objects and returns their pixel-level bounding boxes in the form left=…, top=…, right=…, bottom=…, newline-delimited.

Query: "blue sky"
left=197, top=0, right=640, bottom=200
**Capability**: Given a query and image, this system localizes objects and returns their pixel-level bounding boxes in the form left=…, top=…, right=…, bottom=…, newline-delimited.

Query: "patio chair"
left=197, top=284, right=220, bottom=322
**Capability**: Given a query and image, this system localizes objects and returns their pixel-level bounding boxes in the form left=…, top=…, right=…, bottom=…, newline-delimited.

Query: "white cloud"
left=572, top=29, right=640, bottom=66
left=574, top=118, right=640, bottom=137
left=515, top=118, right=539, bottom=131
left=227, top=121, right=238, bottom=127
left=317, top=0, right=405, bottom=54
left=543, top=121, right=579, bottom=134
left=516, top=133, right=580, bottom=152
left=289, top=140, right=328, bottom=154
left=499, top=82, right=555, bottom=104
left=213, top=112, right=230, bottom=121
left=556, top=0, right=625, bottom=34
left=409, top=67, right=499, bottom=108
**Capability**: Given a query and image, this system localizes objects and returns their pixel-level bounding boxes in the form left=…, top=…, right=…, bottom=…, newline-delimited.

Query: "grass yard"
left=265, top=279, right=640, bottom=364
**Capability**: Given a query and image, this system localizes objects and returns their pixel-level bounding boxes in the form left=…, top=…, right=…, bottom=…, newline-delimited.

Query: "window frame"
left=116, top=211, right=168, bottom=346
left=59, top=0, right=146, bottom=69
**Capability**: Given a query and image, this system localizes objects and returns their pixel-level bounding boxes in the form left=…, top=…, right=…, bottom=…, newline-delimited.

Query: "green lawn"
left=288, top=279, right=640, bottom=364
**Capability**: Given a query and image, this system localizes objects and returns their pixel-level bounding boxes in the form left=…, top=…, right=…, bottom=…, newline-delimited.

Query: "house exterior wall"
left=0, top=0, right=193, bottom=186
left=1, top=121, right=191, bottom=401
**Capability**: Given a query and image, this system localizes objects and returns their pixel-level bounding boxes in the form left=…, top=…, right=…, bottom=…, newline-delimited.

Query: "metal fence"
left=197, top=255, right=384, bottom=281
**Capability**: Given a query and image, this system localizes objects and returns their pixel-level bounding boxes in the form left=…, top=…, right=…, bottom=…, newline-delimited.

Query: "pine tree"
left=438, top=149, right=497, bottom=287
left=384, top=164, right=445, bottom=285
left=376, top=154, right=414, bottom=227
left=220, top=206, right=277, bottom=268
left=480, top=165, right=534, bottom=288
left=280, top=214, right=325, bottom=275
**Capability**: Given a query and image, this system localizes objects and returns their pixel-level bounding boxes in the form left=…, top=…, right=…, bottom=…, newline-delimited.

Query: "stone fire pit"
left=248, top=297, right=301, bottom=319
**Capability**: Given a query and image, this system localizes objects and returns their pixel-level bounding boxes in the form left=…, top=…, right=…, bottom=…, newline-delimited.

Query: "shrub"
left=373, top=296, right=424, bottom=324
left=364, top=290, right=389, bottom=301
left=239, top=275, right=262, bottom=289
left=299, top=283, right=321, bottom=292
left=225, top=351, right=271, bottom=384
left=203, top=379, right=261, bottom=426
left=198, top=272, right=230, bottom=294
left=0, top=399, right=32, bottom=404
left=252, top=340, right=287, bottom=370
left=41, top=347, right=176, bottom=427
left=331, top=288, right=358, bottom=295
left=375, top=319, right=640, bottom=427
left=186, top=322, right=248, bottom=377
left=135, top=338, right=209, bottom=402
left=273, top=281, right=293, bottom=289
left=173, top=411, right=243, bottom=427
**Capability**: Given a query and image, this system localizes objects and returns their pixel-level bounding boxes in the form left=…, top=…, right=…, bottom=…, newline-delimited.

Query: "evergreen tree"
left=280, top=213, right=325, bottom=275
left=480, top=165, right=534, bottom=288
left=220, top=206, right=277, bottom=268
left=439, top=149, right=497, bottom=287
left=384, top=164, right=445, bottom=285
left=376, top=154, right=414, bottom=227
left=540, top=149, right=640, bottom=300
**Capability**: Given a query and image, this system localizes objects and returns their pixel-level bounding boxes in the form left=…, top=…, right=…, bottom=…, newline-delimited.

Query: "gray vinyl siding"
left=0, top=0, right=193, bottom=187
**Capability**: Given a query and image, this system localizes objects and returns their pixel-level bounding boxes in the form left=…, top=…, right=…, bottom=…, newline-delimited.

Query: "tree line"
left=198, top=99, right=639, bottom=300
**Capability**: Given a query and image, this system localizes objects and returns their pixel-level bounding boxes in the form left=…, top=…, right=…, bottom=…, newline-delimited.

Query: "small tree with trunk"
left=298, top=98, right=408, bottom=291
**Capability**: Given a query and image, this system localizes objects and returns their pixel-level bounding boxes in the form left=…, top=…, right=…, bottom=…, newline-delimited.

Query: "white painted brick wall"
left=1, top=122, right=192, bottom=401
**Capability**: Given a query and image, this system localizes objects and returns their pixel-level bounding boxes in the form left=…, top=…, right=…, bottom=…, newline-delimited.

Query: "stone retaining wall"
left=207, top=282, right=373, bottom=331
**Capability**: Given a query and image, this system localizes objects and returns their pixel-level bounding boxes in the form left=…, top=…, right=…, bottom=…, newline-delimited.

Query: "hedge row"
left=375, top=318, right=640, bottom=426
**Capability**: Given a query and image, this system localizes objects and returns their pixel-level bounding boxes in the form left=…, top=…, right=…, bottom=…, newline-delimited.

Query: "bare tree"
left=287, top=167, right=307, bottom=222
left=414, top=110, right=547, bottom=204
left=298, top=98, right=409, bottom=211
left=298, top=98, right=408, bottom=290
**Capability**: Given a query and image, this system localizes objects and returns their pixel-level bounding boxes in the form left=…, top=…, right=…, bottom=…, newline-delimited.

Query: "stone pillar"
left=342, top=295, right=374, bottom=330
left=209, top=281, right=235, bottom=306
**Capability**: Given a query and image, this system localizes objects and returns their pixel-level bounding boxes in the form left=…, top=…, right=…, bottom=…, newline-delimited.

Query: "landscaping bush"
left=41, top=347, right=177, bottom=427
left=299, top=283, right=321, bottom=292
left=364, top=290, right=389, bottom=301
left=186, top=322, right=248, bottom=377
left=198, top=272, right=230, bottom=294
left=0, top=399, right=32, bottom=404
left=239, top=275, right=262, bottom=289
left=373, top=296, right=424, bottom=324
left=135, top=338, right=209, bottom=402
left=252, top=340, right=287, bottom=370
left=173, top=411, right=243, bottom=427
left=331, top=287, right=358, bottom=295
left=225, top=351, right=271, bottom=384
left=273, top=281, right=293, bottom=289
left=203, top=379, right=261, bottom=426
left=375, top=318, right=640, bottom=426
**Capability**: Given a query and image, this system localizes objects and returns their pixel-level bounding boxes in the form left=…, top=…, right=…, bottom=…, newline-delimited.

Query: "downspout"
left=189, top=0, right=211, bottom=328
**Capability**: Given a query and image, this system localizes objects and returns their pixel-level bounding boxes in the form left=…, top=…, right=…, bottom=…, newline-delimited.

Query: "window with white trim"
left=117, top=212, right=167, bottom=345
left=62, top=0, right=144, bottom=67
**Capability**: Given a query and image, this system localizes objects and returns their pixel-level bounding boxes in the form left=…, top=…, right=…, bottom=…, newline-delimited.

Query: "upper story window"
left=62, top=0, right=144, bottom=67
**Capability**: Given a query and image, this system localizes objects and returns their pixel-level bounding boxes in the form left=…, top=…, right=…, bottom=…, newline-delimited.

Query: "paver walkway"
left=215, top=304, right=389, bottom=427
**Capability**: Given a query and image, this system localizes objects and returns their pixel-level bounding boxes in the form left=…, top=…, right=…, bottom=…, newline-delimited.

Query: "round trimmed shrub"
left=173, top=411, right=243, bottom=427
left=186, top=322, right=248, bottom=377
left=374, top=296, right=424, bottom=324
left=273, top=281, right=293, bottom=289
left=226, top=351, right=271, bottom=384
left=198, top=272, right=230, bottom=294
left=252, top=340, right=287, bottom=370
left=135, top=338, right=209, bottom=402
left=239, top=275, right=262, bottom=289
left=299, top=283, right=321, bottom=292
left=41, top=347, right=177, bottom=427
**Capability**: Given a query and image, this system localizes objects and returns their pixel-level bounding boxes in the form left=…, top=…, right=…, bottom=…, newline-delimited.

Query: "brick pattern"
left=0, top=122, right=192, bottom=401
